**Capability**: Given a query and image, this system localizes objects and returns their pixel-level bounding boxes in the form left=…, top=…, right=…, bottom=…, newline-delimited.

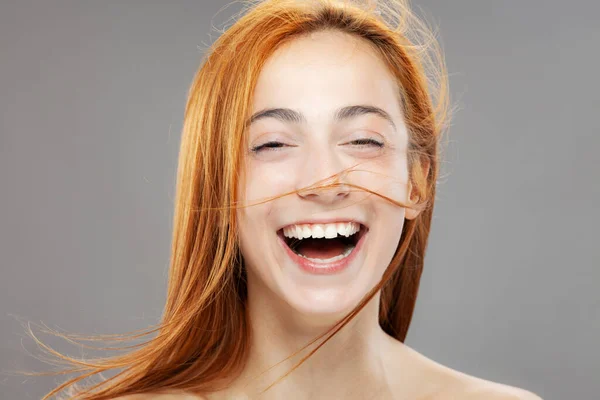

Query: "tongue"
left=294, top=238, right=347, bottom=259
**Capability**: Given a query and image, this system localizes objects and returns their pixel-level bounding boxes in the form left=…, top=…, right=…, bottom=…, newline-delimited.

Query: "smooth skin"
left=115, top=31, right=542, bottom=400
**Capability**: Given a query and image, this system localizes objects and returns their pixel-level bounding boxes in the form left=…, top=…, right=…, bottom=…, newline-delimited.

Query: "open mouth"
left=277, top=222, right=368, bottom=263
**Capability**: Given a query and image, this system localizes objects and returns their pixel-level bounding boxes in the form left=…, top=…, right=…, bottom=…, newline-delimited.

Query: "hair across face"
left=39, top=2, right=448, bottom=398
left=237, top=30, right=417, bottom=324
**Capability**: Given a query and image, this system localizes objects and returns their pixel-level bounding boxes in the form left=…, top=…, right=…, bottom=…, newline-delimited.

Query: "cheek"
left=236, top=199, right=273, bottom=279
left=356, top=156, right=409, bottom=270
left=236, top=160, right=288, bottom=270
left=351, top=154, right=410, bottom=204
left=243, top=158, right=295, bottom=200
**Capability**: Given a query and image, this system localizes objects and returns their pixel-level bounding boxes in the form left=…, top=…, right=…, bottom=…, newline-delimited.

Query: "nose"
left=296, top=141, right=352, bottom=204
left=297, top=173, right=350, bottom=204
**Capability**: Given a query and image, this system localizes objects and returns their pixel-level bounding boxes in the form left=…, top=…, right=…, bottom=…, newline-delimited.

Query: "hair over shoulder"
left=26, top=1, right=451, bottom=398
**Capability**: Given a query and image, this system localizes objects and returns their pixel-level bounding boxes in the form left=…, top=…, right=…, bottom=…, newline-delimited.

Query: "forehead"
left=251, top=30, right=403, bottom=123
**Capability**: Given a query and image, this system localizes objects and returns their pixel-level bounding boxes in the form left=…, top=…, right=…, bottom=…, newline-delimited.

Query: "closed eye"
left=251, top=141, right=288, bottom=153
left=348, top=138, right=384, bottom=147
left=252, top=138, right=384, bottom=153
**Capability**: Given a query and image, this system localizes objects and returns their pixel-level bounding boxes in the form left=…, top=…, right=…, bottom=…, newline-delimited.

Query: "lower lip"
left=278, top=229, right=368, bottom=275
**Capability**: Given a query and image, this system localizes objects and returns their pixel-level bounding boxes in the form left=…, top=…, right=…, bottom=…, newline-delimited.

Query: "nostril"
left=297, top=181, right=351, bottom=201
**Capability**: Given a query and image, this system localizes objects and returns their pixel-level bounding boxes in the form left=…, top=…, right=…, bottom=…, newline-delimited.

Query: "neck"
left=228, top=281, right=397, bottom=399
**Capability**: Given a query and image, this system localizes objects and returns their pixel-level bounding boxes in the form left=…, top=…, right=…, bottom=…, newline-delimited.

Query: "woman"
left=40, top=0, right=542, bottom=398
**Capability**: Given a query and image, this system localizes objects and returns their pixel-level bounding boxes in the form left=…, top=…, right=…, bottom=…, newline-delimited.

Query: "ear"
left=405, top=157, right=430, bottom=221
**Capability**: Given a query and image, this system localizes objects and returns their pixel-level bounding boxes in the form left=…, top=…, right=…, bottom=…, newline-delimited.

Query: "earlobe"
left=404, top=180, right=420, bottom=220
left=404, top=158, right=430, bottom=221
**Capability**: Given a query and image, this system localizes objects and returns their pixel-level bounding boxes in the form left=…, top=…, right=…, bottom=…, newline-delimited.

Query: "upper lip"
left=277, top=218, right=368, bottom=232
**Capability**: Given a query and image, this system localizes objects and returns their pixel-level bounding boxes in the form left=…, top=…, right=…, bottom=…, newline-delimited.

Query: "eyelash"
left=349, top=138, right=384, bottom=148
left=251, top=141, right=287, bottom=153
left=251, top=138, right=384, bottom=153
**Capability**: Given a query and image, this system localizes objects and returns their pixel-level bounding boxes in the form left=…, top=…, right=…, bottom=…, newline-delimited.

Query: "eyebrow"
left=246, top=104, right=396, bottom=131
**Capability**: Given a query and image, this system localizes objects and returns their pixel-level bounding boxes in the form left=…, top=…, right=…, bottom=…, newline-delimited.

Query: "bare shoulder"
left=450, top=380, right=543, bottom=400
left=447, top=379, right=543, bottom=400
left=111, top=392, right=208, bottom=400
left=389, top=340, right=542, bottom=400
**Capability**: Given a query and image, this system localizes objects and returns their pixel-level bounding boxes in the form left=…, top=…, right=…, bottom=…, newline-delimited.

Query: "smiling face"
left=237, top=30, right=419, bottom=323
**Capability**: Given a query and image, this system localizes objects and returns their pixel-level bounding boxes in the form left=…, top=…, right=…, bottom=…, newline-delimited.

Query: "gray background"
left=1, top=1, right=598, bottom=399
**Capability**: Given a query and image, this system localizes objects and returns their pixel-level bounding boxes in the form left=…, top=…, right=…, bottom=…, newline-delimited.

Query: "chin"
left=281, top=285, right=367, bottom=326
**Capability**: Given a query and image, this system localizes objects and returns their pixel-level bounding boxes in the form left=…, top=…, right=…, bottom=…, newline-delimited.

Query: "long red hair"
left=26, top=0, right=450, bottom=398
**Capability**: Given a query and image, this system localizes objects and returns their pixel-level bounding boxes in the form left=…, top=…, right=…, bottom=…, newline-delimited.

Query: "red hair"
left=25, top=1, right=450, bottom=398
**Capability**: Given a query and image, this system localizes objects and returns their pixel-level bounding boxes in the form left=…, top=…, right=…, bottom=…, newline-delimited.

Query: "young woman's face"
left=237, top=30, right=419, bottom=321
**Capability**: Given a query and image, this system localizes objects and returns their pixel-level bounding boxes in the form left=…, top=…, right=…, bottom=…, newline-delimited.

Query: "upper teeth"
left=282, top=222, right=360, bottom=240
